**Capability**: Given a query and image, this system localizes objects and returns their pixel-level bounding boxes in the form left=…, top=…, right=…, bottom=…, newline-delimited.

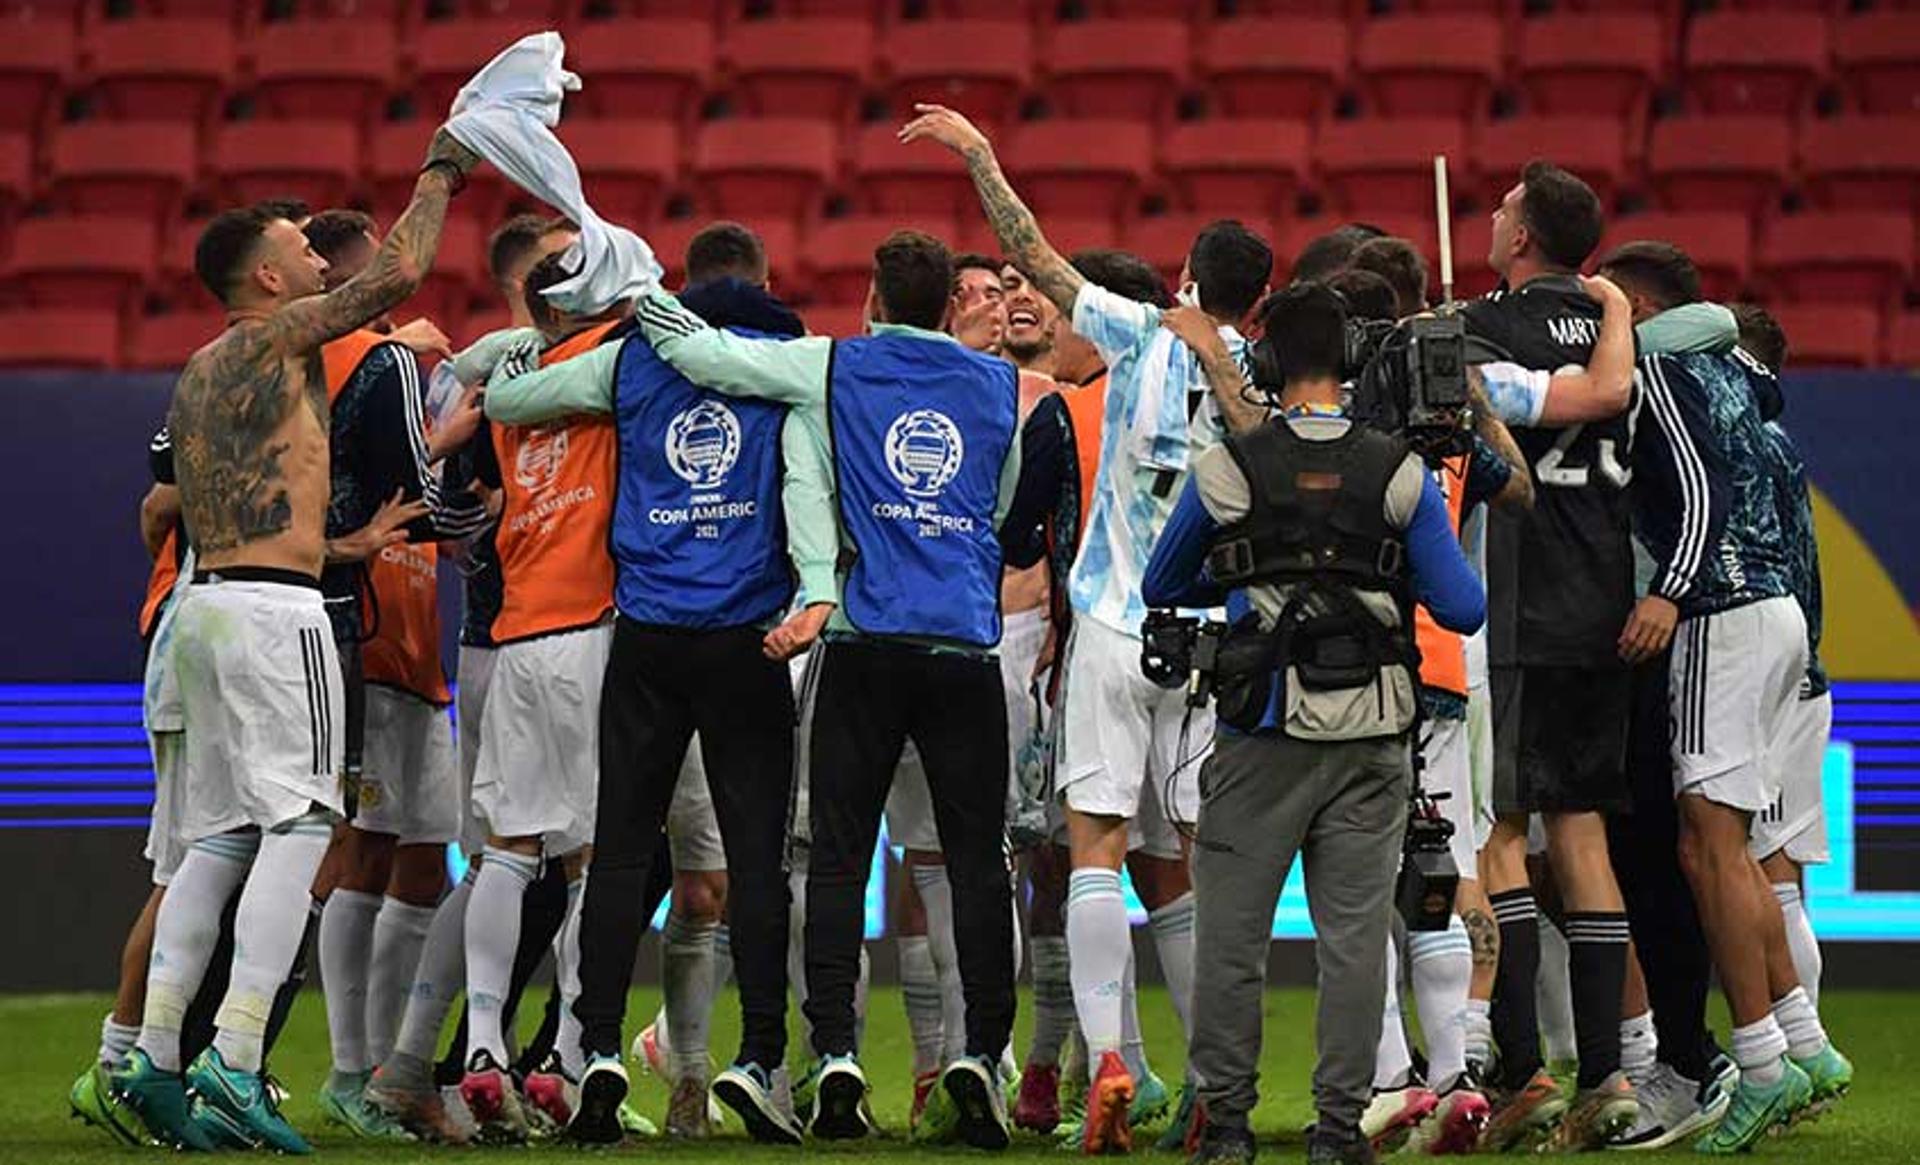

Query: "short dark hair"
left=1261, top=282, right=1348, bottom=385
left=686, top=221, right=767, bottom=287
left=523, top=250, right=577, bottom=334
left=1290, top=223, right=1385, bottom=285
left=1187, top=219, right=1272, bottom=322
left=302, top=209, right=376, bottom=267
left=252, top=196, right=311, bottom=225
left=1348, top=237, right=1428, bottom=317
left=1327, top=268, right=1399, bottom=324
left=1732, top=302, right=1788, bottom=375
left=952, top=251, right=1002, bottom=281
left=1597, top=240, right=1702, bottom=313
left=1519, top=160, right=1604, bottom=271
left=195, top=206, right=278, bottom=306
left=872, top=230, right=952, bottom=331
left=488, top=213, right=560, bottom=284
left=1071, top=248, right=1172, bottom=308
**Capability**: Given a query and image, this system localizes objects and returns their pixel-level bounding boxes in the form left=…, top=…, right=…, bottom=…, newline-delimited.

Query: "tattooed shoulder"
left=168, top=322, right=300, bottom=555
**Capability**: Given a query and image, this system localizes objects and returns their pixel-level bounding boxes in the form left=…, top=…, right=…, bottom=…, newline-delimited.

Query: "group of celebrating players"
left=60, top=39, right=1853, bottom=1165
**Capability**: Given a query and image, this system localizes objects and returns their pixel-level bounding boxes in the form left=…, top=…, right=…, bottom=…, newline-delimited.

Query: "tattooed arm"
left=265, top=128, right=481, bottom=356
left=898, top=105, right=1085, bottom=315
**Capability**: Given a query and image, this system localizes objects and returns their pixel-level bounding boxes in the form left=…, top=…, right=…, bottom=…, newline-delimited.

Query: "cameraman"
left=1144, top=285, right=1485, bottom=1165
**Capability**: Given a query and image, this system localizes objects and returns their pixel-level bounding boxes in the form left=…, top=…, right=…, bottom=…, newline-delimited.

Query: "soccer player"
left=109, top=128, right=479, bottom=1152
left=904, top=102, right=1271, bottom=1155
left=951, top=251, right=1008, bottom=355
left=1597, top=244, right=1851, bottom=1153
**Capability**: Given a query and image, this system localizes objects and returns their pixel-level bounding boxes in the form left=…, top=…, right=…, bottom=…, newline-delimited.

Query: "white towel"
left=443, top=31, right=662, bottom=316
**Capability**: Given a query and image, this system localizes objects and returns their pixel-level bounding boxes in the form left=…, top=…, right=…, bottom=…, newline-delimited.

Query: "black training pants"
left=576, top=617, right=796, bottom=1068
left=803, top=639, right=1014, bottom=1060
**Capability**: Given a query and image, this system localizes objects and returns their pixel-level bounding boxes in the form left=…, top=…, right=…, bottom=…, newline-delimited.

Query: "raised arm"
left=1161, top=305, right=1265, bottom=435
left=898, top=105, right=1085, bottom=315
left=265, top=129, right=480, bottom=355
left=633, top=290, right=831, bottom=407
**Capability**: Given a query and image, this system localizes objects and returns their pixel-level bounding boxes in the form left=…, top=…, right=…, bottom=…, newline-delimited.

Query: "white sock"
left=1066, top=868, right=1129, bottom=1060
left=899, top=934, right=945, bottom=1076
left=366, top=897, right=435, bottom=1070
left=854, top=943, right=871, bottom=1052
left=913, top=863, right=968, bottom=1064
left=1769, top=986, right=1829, bottom=1061
left=463, top=848, right=539, bottom=1066
left=1463, top=997, right=1493, bottom=1072
left=554, top=876, right=587, bottom=1078
left=1730, top=1016, right=1789, bottom=1085
left=1375, top=933, right=1413, bottom=1090
left=1408, top=917, right=1474, bottom=1091
left=100, top=1014, right=141, bottom=1068
left=1620, top=1011, right=1658, bottom=1088
left=1772, top=883, right=1823, bottom=1010
left=712, top=923, right=735, bottom=998
left=1027, top=935, right=1074, bottom=1069
left=1120, top=944, right=1154, bottom=1083
left=786, top=867, right=809, bottom=1026
left=1147, top=892, right=1196, bottom=1043
left=1536, top=915, right=1577, bottom=1064
left=320, top=888, right=383, bottom=1075
left=392, top=871, right=472, bottom=1064
left=138, top=835, right=257, bottom=1070
left=213, top=820, right=331, bottom=1073
left=661, top=908, right=719, bottom=1083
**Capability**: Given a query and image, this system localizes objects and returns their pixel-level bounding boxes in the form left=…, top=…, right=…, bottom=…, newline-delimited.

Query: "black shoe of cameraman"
left=1305, top=1124, right=1377, bottom=1165
left=1189, top=1123, right=1255, bottom=1165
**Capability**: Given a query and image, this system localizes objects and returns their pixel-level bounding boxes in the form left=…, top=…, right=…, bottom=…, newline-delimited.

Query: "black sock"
left=1490, top=889, right=1543, bottom=1088
left=1566, top=912, right=1630, bottom=1089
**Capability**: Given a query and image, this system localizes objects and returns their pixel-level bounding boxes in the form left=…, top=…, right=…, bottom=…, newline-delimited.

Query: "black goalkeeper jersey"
left=1463, top=274, right=1637, bottom=670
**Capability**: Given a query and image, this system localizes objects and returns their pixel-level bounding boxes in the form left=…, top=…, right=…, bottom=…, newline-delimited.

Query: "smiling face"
left=1000, top=263, right=1058, bottom=368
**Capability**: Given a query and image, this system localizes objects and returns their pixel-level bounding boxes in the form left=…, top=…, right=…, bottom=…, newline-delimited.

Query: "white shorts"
left=669, top=738, right=726, bottom=872
left=357, top=685, right=461, bottom=846
left=1422, top=716, right=1477, bottom=879
left=454, top=644, right=496, bottom=857
left=1750, top=688, right=1832, bottom=865
left=1056, top=617, right=1206, bottom=857
left=1465, top=680, right=1494, bottom=850
left=172, top=578, right=345, bottom=841
left=472, top=623, right=612, bottom=855
left=146, top=731, right=186, bottom=887
left=1670, top=597, right=1810, bottom=815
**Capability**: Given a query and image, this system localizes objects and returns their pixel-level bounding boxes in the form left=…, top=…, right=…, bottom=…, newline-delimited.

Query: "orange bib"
left=1060, top=375, right=1108, bottom=549
left=1413, top=454, right=1471, bottom=698
left=138, top=526, right=179, bottom=638
left=363, top=541, right=450, bottom=704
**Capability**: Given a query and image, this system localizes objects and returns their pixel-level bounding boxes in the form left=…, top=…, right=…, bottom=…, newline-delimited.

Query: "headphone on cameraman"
left=1246, top=282, right=1353, bottom=400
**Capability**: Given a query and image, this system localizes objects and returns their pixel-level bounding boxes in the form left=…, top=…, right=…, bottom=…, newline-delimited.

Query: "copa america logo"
left=664, top=401, right=743, bottom=489
left=885, top=409, right=965, bottom=498
left=514, top=426, right=570, bottom=491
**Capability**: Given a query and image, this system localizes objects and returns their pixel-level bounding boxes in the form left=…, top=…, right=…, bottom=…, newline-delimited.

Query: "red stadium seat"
left=692, top=119, right=838, bottom=221
left=853, top=122, right=979, bottom=218
left=1355, top=16, right=1503, bottom=119
left=646, top=218, right=800, bottom=292
left=565, top=20, right=714, bottom=125
left=1475, top=117, right=1629, bottom=208
left=460, top=0, right=567, bottom=18
left=48, top=122, right=198, bottom=225
left=1158, top=119, right=1309, bottom=220
left=1316, top=118, right=1467, bottom=217
left=802, top=302, right=869, bottom=338
left=369, top=121, right=509, bottom=229
left=1000, top=119, right=1152, bottom=221
left=0, top=309, right=122, bottom=369
left=88, top=19, right=237, bottom=124
left=1448, top=212, right=1498, bottom=300
left=1645, top=117, right=1792, bottom=216
left=1763, top=304, right=1880, bottom=367
left=802, top=214, right=959, bottom=305
left=156, top=217, right=209, bottom=308
left=0, top=133, right=28, bottom=234
left=1515, top=15, right=1664, bottom=121
left=214, top=120, right=361, bottom=210
left=1202, top=19, right=1349, bottom=121
left=1598, top=211, right=1751, bottom=301
left=955, top=214, right=1119, bottom=262
left=249, top=21, right=397, bottom=127
left=1683, top=13, right=1829, bottom=117
left=562, top=120, right=678, bottom=227
left=8, top=215, right=158, bottom=313
left=1800, top=117, right=1920, bottom=212
left=725, top=19, right=874, bottom=123
left=1832, top=13, right=1920, bottom=116
left=1230, top=0, right=1358, bottom=17
left=1124, top=212, right=1277, bottom=288
left=0, top=20, right=73, bottom=133
left=1044, top=20, right=1190, bottom=122
left=406, top=214, right=483, bottom=337
left=880, top=20, right=1032, bottom=127
left=463, top=305, right=512, bottom=346
left=1757, top=211, right=1914, bottom=308
left=413, top=19, right=550, bottom=120
left=1885, top=311, right=1920, bottom=369
left=125, top=308, right=222, bottom=370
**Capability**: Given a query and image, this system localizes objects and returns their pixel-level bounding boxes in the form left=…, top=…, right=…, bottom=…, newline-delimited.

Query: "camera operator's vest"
left=828, top=333, right=1018, bottom=648
left=611, top=329, right=794, bottom=629
left=1206, top=419, right=1419, bottom=740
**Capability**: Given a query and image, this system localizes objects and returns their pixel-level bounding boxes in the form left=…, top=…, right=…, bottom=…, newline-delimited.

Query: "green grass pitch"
left=3, top=985, right=1914, bottom=1162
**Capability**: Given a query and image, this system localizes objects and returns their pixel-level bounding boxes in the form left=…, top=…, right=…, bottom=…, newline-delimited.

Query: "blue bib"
left=612, top=332, right=793, bottom=628
left=828, top=332, right=1018, bottom=647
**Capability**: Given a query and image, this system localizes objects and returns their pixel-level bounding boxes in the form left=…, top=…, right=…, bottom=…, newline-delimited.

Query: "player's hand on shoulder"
left=389, top=318, right=453, bottom=361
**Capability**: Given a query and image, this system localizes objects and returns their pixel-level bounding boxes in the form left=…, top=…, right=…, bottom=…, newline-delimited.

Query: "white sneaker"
left=1607, top=1062, right=1729, bottom=1150
left=1362, top=1083, right=1439, bottom=1151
